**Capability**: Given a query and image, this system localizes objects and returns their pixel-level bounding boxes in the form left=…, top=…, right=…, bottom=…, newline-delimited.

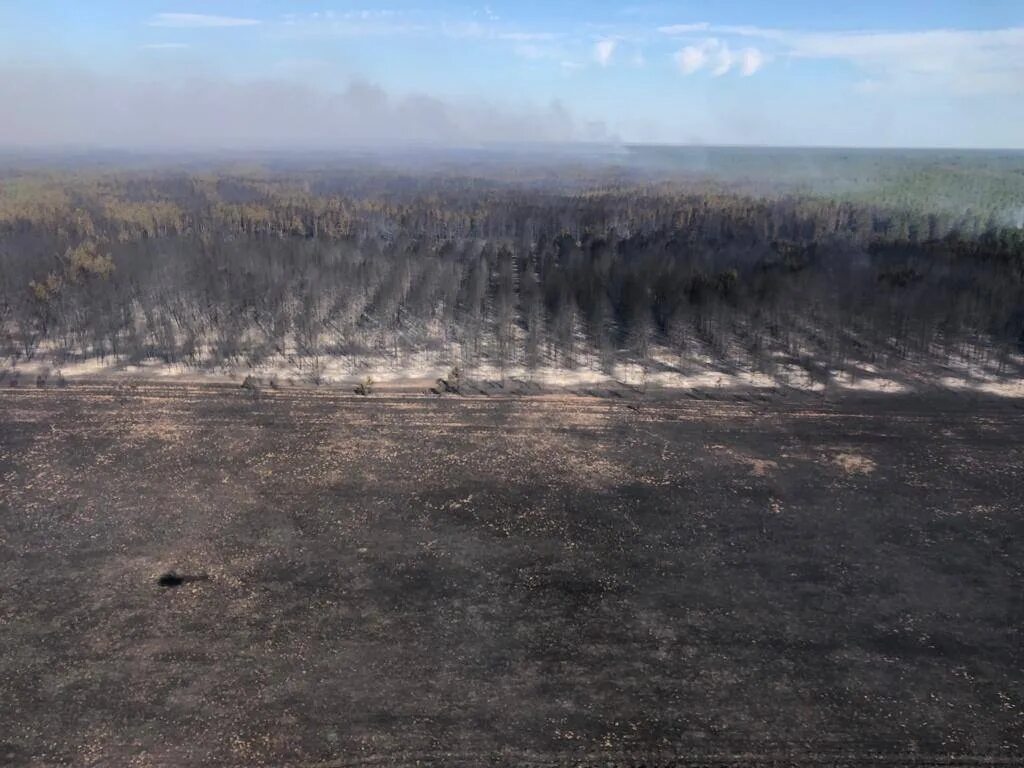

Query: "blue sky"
left=2, top=1, right=1023, bottom=148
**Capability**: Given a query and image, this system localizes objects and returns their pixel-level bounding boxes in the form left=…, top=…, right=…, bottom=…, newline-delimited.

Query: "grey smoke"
left=0, top=66, right=602, bottom=149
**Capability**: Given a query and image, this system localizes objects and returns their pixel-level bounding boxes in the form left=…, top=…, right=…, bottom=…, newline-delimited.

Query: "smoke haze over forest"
left=0, top=66, right=595, bottom=149
left=3, top=1, right=1024, bottom=150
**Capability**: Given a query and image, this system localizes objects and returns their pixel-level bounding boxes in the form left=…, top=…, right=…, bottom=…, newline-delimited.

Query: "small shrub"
left=241, top=374, right=260, bottom=400
left=354, top=376, right=374, bottom=396
left=437, top=366, right=462, bottom=394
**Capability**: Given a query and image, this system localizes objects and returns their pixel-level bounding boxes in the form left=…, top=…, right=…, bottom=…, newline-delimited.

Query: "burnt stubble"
left=1, top=384, right=1022, bottom=766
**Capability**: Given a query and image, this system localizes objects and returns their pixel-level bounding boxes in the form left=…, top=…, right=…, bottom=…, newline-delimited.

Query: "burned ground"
left=1, top=385, right=1023, bottom=766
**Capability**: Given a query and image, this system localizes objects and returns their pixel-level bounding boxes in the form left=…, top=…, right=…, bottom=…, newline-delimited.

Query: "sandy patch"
left=747, top=458, right=779, bottom=477
left=833, top=371, right=909, bottom=393
left=939, top=376, right=1024, bottom=398
left=832, top=452, right=876, bottom=475
left=710, top=445, right=779, bottom=477
left=5, top=338, right=1023, bottom=398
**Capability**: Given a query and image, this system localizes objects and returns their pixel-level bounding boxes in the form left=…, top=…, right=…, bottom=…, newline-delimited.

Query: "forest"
left=1, top=153, right=1023, bottom=386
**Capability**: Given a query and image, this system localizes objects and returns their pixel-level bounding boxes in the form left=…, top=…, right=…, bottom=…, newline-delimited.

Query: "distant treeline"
left=1, top=171, right=1022, bottom=376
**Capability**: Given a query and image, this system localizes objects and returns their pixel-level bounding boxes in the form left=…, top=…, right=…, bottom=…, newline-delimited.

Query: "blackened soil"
left=1, top=384, right=1022, bottom=766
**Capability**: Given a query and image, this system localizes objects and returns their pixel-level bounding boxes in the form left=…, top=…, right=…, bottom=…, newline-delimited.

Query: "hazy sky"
left=2, top=1, right=1023, bottom=149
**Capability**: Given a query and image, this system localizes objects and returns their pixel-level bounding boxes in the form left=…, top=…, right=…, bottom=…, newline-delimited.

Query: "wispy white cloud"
left=277, top=10, right=426, bottom=37
left=335, top=10, right=398, bottom=21
left=441, top=25, right=566, bottom=61
left=674, top=41, right=710, bottom=74
left=781, top=27, right=1024, bottom=94
left=594, top=39, right=618, bottom=66
left=663, top=22, right=1024, bottom=93
left=658, top=23, right=711, bottom=35
left=706, top=25, right=786, bottom=40
left=738, top=47, right=765, bottom=76
left=148, top=13, right=261, bottom=28
left=499, top=31, right=561, bottom=42
left=441, top=22, right=562, bottom=44
left=279, top=11, right=564, bottom=58
left=674, top=38, right=764, bottom=76
left=281, top=10, right=398, bottom=25
left=710, top=42, right=733, bottom=76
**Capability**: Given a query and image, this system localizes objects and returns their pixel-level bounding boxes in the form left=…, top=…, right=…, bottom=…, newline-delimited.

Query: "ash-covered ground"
left=1, top=384, right=1022, bottom=766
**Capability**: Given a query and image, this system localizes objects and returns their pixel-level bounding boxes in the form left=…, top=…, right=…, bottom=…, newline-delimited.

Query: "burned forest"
left=3, top=159, right=1023, bottom=389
